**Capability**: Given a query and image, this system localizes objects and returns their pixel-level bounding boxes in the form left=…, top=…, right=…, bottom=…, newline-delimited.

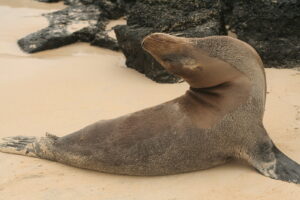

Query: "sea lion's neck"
left=179, top=76, right=252, bottom=129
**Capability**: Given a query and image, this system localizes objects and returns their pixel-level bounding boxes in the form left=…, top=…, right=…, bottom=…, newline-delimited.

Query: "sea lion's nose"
left=143, top=33, right=168, bottom=45
left=141, top=35, right=152, bottom=50
left=142, top=34, right=156, bottom=49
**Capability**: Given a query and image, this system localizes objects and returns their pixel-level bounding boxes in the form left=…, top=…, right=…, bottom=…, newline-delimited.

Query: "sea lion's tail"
left=0, top=136, right=38, bottom=157
left=0, top=133, right=58, bottom=160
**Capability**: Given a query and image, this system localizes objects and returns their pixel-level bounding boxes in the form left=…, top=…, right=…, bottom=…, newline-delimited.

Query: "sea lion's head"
left=142, top=33, right=264, bottom=91
left=142, top=33, right=240, bottom=88
left=142, top=33, right=209, bottom=86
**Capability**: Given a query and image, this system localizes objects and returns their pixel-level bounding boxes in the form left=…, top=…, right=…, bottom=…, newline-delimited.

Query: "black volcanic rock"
left=18, top=4, right=105, bottom=53
left=19, top=0, right=127, bottom=53
left=222, top=0, right=300, bottom=68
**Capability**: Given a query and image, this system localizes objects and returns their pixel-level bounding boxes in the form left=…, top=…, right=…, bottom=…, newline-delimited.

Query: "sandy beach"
left=0, top=1, right=300, bottom=199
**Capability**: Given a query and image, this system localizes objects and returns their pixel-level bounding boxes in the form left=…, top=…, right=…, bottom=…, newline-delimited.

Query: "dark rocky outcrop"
left=19, top=0, right=127, bottom=53
left=20, top=0, right=299, bottom=82
left=19, top=4, right=106, bottom=52
left=222, top=0, right=300, bottom=68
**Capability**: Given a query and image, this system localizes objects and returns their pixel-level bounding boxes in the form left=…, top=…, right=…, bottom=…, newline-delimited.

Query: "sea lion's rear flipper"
left=0, top=136, right=37, bottom=157
left=0, top=133, right=58, bottom=159
left=253, top=146, right=300, bottom=184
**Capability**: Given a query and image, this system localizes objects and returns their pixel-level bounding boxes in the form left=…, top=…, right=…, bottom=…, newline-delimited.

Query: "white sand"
left=0, top=1, right=300, bottom=199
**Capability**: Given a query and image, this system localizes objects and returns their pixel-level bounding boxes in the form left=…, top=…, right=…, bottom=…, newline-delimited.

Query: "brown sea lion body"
left=1, top=33, right=300, bottom=183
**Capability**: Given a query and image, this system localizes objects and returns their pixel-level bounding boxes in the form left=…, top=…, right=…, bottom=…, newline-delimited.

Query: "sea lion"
left=1, top=33, right=300, bottom=184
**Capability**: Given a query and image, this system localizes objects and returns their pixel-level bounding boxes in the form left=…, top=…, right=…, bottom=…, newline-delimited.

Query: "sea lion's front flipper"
left=252, top=145, right=300, bottom=184
left=0, top=136, right=37, bottom=157
left=271, top=146, right=300, bottom=184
